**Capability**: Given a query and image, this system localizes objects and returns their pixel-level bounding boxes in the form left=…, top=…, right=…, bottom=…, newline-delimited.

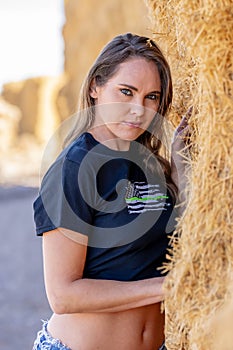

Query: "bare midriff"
left=48, top=302, right=164, bottom=350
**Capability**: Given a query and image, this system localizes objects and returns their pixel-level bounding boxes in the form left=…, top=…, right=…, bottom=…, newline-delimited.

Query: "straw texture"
left=145, top=1, right=233, bottom=349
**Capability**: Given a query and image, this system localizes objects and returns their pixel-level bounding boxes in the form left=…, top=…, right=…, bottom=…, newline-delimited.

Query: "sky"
left=0, top=0, right=65, bottom=91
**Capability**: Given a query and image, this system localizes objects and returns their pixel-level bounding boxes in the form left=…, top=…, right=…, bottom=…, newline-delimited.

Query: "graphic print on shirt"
left=125, top=181, right=170, bottom=214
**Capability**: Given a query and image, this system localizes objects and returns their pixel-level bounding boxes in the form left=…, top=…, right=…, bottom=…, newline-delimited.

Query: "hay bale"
left=209, top=293, right=233, bottom=350
left=145, top=1, right=233, bottom=349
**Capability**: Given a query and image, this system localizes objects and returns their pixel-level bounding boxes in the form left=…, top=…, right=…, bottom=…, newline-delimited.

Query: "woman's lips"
left=122, top=121, right=142, bottom=128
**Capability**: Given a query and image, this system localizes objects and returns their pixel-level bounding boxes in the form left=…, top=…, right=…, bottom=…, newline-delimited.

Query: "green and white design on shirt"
left=125, top=181, right=170, bottom=214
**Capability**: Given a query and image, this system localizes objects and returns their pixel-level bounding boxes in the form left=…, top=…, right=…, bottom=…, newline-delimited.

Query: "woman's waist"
left=48, top=303, right=165, bottom=350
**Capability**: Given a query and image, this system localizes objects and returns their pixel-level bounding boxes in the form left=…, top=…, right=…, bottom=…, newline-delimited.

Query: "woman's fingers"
left=175, top=106, right=193, bottom=137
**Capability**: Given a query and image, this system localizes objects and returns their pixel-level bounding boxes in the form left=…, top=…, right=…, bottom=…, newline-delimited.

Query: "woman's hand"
left=171, top=107, right=193, bottom=210
left=172, top=106, right=192, bottom=151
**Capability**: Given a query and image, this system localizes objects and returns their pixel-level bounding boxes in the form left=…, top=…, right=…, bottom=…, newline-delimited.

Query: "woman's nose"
left=129, top=102, right=144, bottom=117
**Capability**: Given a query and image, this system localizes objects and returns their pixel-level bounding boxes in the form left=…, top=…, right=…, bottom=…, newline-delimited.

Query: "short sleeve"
left=33, top=154, right=95, bottom=237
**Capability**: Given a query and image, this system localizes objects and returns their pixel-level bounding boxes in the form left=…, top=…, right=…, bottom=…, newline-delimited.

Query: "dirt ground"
left=0, top=186, right=52, bottom=350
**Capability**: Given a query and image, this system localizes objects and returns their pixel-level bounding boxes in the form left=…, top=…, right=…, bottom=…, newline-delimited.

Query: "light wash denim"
left=32, top=320, right=71, bottom=350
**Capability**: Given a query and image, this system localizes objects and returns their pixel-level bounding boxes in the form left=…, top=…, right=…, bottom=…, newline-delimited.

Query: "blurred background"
left=0, top=0, right=152, bottom=348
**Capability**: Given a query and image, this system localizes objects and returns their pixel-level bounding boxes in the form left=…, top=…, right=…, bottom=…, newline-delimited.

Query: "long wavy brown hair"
left=65, top=33, right=177, bottom=200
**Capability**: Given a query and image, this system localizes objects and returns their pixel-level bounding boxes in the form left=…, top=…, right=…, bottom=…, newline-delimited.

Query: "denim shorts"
left=32, top=320, right=71, bottom=350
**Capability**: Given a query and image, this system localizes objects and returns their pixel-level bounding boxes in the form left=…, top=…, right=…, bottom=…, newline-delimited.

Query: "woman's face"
left=90, top=57, right=161, bottom=148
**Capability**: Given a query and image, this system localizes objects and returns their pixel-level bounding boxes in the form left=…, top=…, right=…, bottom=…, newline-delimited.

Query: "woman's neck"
left=88, top=125, right=131, bottom=151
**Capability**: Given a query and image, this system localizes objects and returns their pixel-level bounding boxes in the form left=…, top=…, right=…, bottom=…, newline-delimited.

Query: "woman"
left=33, top=33, right=188, bottom=350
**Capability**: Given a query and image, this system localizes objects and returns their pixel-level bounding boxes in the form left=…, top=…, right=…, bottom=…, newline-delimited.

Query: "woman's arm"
left=43, top=229, right=164, bottom=315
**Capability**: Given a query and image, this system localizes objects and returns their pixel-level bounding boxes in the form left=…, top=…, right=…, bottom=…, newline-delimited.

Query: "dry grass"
left=145, top=1, right=233, bottom=349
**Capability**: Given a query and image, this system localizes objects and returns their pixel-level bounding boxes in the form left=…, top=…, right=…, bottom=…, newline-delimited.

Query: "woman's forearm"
left=46, top=276, right=164, bottom=314
left=43, top=230, right=164, bottom=315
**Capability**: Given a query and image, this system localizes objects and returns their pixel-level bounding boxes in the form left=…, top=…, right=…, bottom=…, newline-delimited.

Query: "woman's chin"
left=112, top=126, right=144, bottom=142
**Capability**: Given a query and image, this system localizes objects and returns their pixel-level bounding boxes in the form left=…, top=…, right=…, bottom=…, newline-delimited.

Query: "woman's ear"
left=89, top=78, right=98, bottom=98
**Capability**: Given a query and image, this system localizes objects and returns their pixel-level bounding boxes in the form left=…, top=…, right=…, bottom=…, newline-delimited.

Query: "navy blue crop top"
left=33, top=132, right=177, bottom=281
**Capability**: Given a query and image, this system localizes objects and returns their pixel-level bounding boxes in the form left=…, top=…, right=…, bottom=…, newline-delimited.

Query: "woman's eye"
left=120, top=88, right=132, bottom=96
left=146, top=94, right=160, bottom=101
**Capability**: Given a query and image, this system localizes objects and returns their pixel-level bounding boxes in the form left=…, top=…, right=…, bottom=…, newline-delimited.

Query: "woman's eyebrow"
left=118, top=83, right=138, bottom=91
left=118, top=83, right=161, bottom=94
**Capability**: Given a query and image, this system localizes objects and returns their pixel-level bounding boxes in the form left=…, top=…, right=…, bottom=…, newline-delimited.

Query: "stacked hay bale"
left=146, top=1, right=233, bottom=349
